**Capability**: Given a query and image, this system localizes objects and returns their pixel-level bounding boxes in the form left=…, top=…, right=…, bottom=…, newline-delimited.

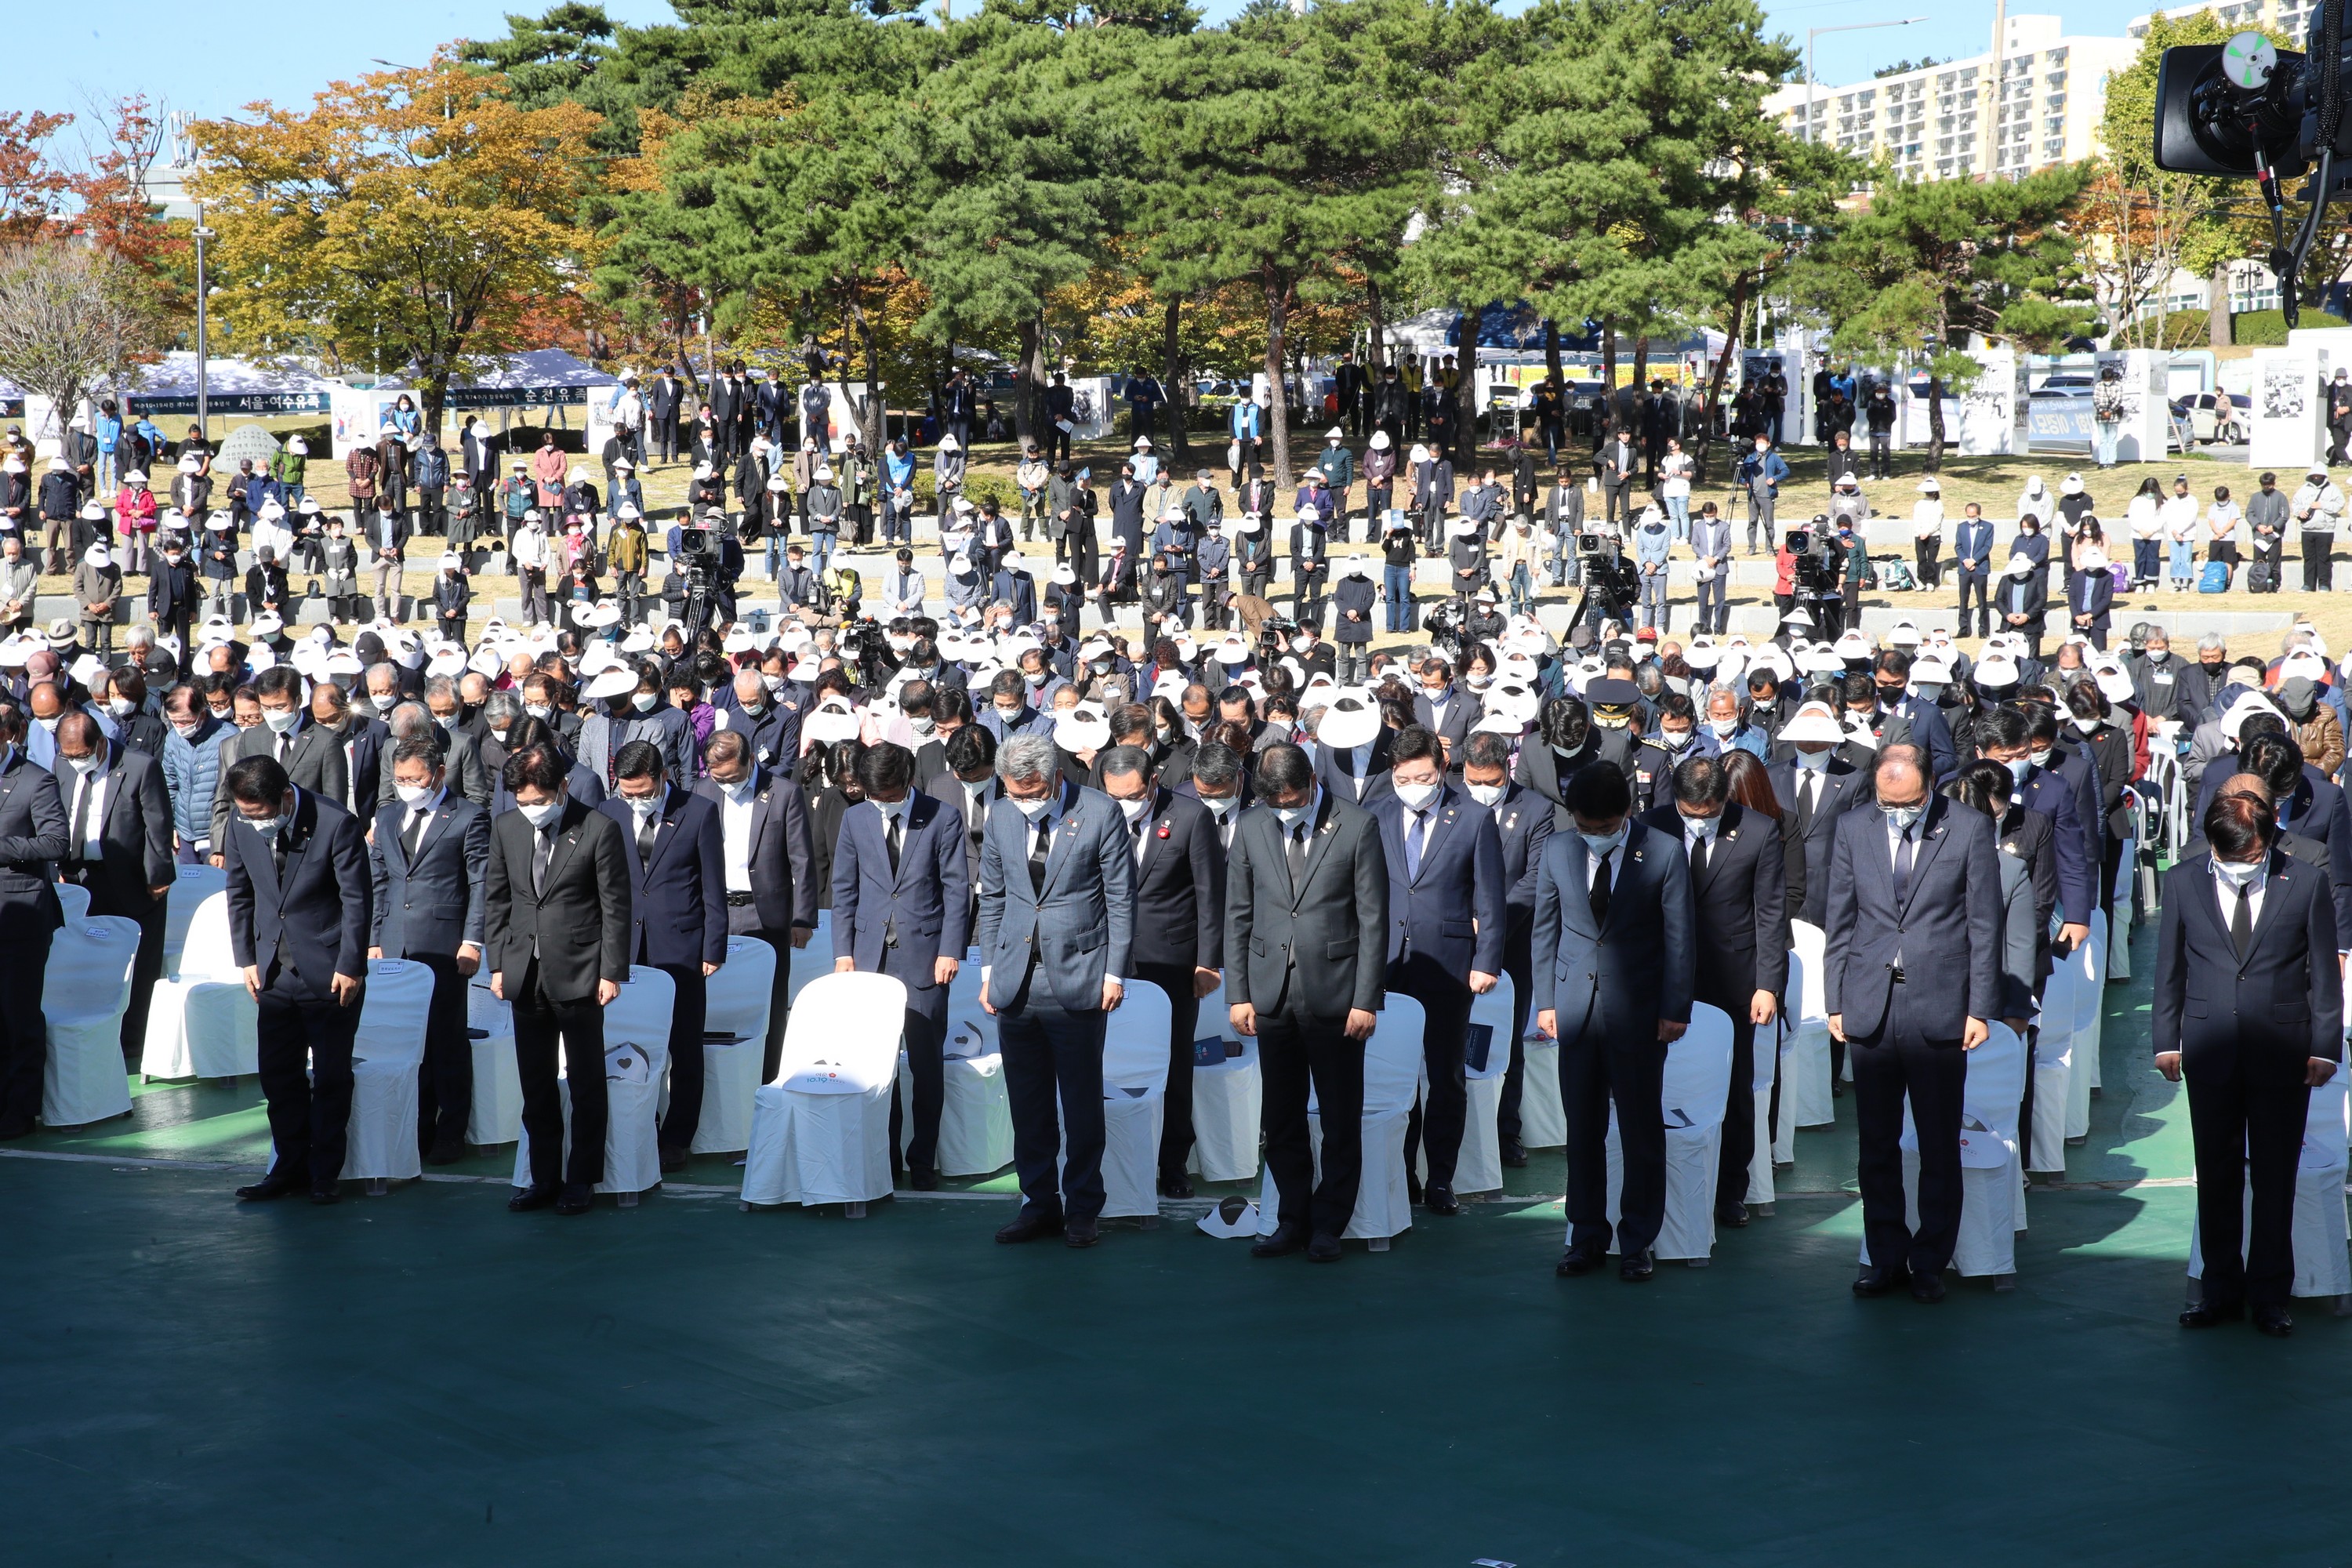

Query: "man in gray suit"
left=1826, top=748, right=2001, bottom=1304
left=1225, top=742, right=1388, bottom=1262
left=975, top=732, right=1134, bottom=1248
left=1533, top=760, right=1694, bottom=1282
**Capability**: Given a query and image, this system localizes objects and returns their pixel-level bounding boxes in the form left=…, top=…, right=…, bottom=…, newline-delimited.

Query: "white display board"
left=329, top=386, right=402, bottom=460
left=1958, top=346, right=2016, bottom=456
left=2249, top=343, right=2328, bottom=473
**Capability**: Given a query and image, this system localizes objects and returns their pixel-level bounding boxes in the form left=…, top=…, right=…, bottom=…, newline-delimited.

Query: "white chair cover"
left=465, top=977, right=522, bottom=1147
left=2029, top=927, right=2081, bottom=1172
left=1186, top=981, right=1262, bottom=1182
left=1875, top=1022, right=2028, bottom=1278
left=40, top=915, right=140, bottom=1127
left=1518, top=1033, right=1567, bottom=1150
left=56, top=881, right=89, bottom=924
left=139, top=891, right=258, bottom=1080
left=691, top=934, right=779, bottom=1154
left=1602, top=1003, right=1735, bottom=1261
left=1092, top=978, right=1171, bottom=1220
left=2065, top=911, right=2107, bottom=1139
left=928, top=974, right=1014, bottom=1176
left=2107, top=838, right=2136, bottom=982
left=742, top=971, right=906, bottom=1209
left=162, top=864, right=228, bottom=978
left=785, top=909, right=833, bottom=1007
left=1455, top=977, right=1516, bottom=1196
left=1783, top=921, right=1835, bottom=1133
left=510, top=965, right=677, bottom=1196
left=343, top=958, right=436, bottom=1182
left=1255, top=994, right=1427, bottom=1244
left=1748, top=1011, right=1780, bottom=1206
left=2189, top=1072, right=2352, bottom=1300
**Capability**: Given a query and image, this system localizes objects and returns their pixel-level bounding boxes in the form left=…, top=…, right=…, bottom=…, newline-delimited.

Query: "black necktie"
left=1688, top=829, right=1708, bottom=880
left=532, top=822, right=554, bottom=895
left=1286, top=819, right=1308, bottom=888
left=1893, top=823, right=1916, bottom=905
left=2230, top=880, right=2253, bottom=961
left=1797, top=768, right=1819, bottom=822
left=1589, top=848, right=1613, bottom=926
left=1029, top=815, right=1051, bottom=896
left=276, top=731, right=293, bottom=763
left=636, top=809, right=658, bottom=867
left=69, top=771, right=93, bottom=862
left=401, top=807, right=426, bottom=865
left=886, top=811, right=903, bottom=876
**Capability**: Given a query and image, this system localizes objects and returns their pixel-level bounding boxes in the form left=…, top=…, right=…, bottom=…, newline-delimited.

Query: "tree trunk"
left=846, top=293, right=882, bottom=454
left=1264, top=272, right=1293, bottom=495
left=1632, top=332, right=1650, bottom=387
left=1601, top=323, right=1619, bottom=430
left=1701, top=274, right=1751, bottom=486
left=1925, top=372, right=1946, bottom=472
left=1454, top=336, right=1479, bottom=468
left=2210, top=260, right=2234, bottom=348
left=1365, top=272, right=1388, bottom=372
left=1544, top=318, right=1563, bottom=389
left=1161, top=294, right=1189, bottom=463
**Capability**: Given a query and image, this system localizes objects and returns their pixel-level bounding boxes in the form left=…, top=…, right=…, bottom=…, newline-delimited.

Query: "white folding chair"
left=786, top=909, right=833, bottom=1007
left=1748, top=1011, right=1780, bottom=1210
left=1604, top=1003, right=1736, bottom=1262
left=932, top=998, right=1014, bottom=1177
left=56, top=881, right=89, bottom=925
left=2189, top=1073, right=2352, bottom=1308
left=510, top=965, right=677, bottom=1205
left=2107, top=838, right=2136, bottom=982
left=1519, top=1028, right=1567, bottom=1151
left=1783, top=920, right=1835, bottom=1134
left=691, top=934, right=778, bottom=1154
left=2065, top=911, right=2106, bottom=1141
left=1255, top=995, right=1426, bottom=1250
left=741, top=971, right=906, bottom=1214
left=2029, top=930, right=2081, bottom=1173
left=1455, top=977, right=1516, bottom=1196
left=465, top=977, right=523, bottom=1147
left=343, top=958, right=436, bottom=1192
left=1878, top=1022, right=2028, bottom=1285
left=162, top=864, right=227, bottom=978
left=40, top=915, right=140, bottom=1128
left=139, top=892, right=259, bottom=1081
left=1094, top=978, right=1171, bottom=1221
left=1187, top=981, right=1262, bottom=1182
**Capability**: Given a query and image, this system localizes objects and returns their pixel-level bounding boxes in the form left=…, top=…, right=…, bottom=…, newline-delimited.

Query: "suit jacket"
left=975, top=781, right=1134, bottom=1011
left=1998, top=804, right=2061, bottom=995
left=1372, top=782, right=1505, bottom=976
left=209, top=719, right=350, bottom=850
left=1412, top=688, right=1475, bottom=751
left=377, top=725, right=491, bottom=811
left=2191, top=761, right=2352, bottom=945
left=692, top=768, right=819, bottom=935
left=60, top=742, right=173, bottom=914
left=484, top=797, right=633, bottom=1003
left=1951, top=518, right=1995, bottom=574
left=368, top=792, right=489, bottom=957
left=223, top=788, right=371, bottom=993
left=2066, top=567, right=2115, bottom=633
left=1993, top=570, right=2047, bottom=633
left=1314, top=731, right=1397, bottom=807
left=1636, top=800, right=1789, bottom=1004
left=2016, top=765, right=2096, bottom=927
left=833, top=792, right=971, bottom=995
left=0, top=752, right=67, bottom=943
left=2153, top=851, right=2343, bottom=1079
left=342, top=717, right=387, bottom=818
left=1490, top=781, right=1555, bottom=925
left=1530, top=818, right=1695, bottom=1041
left=598, top=786, right=728, bottom=968
left=1126, top=788, right=1225, bottom=972
left=1823, top=795, right=2001, bottom=1040
left=1767, top=755, right=1868, bottom=927
left=1224, top=789, right=1388, bottom=1022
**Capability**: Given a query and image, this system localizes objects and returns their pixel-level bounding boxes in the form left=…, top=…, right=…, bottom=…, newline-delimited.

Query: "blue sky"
left=2, top=0, right=2179, bottom=126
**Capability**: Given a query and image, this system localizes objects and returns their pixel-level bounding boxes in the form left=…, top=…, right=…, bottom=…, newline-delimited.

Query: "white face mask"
left=2214, top=856, right=2264, bottom=887
left=61, top=752, right=98, bottom=776
left=1198, top=793, right=1237, bottom=818
left=1792, top=747, right=1830, bottom=771
left=246, top=814, right=286, bottom=839
left=1580, top=828, right=1625, bottom=858
left=1679, top=810, right=1718, bottom=837
left=1012, top=795, right=1055, bottom=821
left=1660, top=728, right=1693, bottom=752
left=2071, top=714, right=2100, bottom=732
left=626, top=792, right=660, bottom=818
left=432, top=711, right=458, bottom=732
left=371, top=692, right=397, bottom=712
left=1466, top=672, right=1494, bottom=691
left=517, top=797, right=564, bottom=828
left=1884, top=803, right=1924, bottom=830
left=394, top=781, right=434, bottom=807
left=1116, top=796, right=1152, bottom=823
left=1026, top=670, right=1050, bottom=687
left=1393, top=780, right=1440, bottom=811
left=762, top=674, right=789, bottom=695
left=1465, top=781, right=1504, bottom=808
left=34, top=715, right=60, bottom=735
left=263, top=707, right=300, bottom=735
left=1272, top=802, right=1312, bottom=827
left=1708, top=717, right=1739, bottom=738
left=908, top=715, right=938, bottom=737
left=2027, top=747, right=2053, bottom=770
left=872, top=794, right=908, bottom=820
left=1291, top=637, right=1312, bottom=654
left=106, top=696, right=134, bottom=717
left=631, top=691, right=659, bottom=713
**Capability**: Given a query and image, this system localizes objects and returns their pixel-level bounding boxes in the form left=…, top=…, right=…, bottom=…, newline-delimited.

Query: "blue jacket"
left=1530, top=818, right=1694, bottom=1040
left=597, top=783, right=728, bottom=967
left=1822, top=795, right=2001, bottom=1038
left=1372, top=782, right=1507, bottom=976
left=1736, top=448, right=1790, bottom=492
left=367, top=793, right=489, bottom=957
left=974, top=779, right=1135, bottom=1012
left=830, top=791, right=971, bottom=1007
left=162, top=716, right=227, bottom=844
left=1953, top=517, right=1995, bottom=572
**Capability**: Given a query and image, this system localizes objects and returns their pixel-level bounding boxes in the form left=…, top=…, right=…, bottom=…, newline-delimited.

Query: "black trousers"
left=1559, top=1029, right=1667, bottom=1254
left=416, top=487, right=445, bottom=537
left=255, top=966, right=365, bottom=1192
left=722, top=906, right=796, bottom=1081
left=2186, top=1051, right=2311, bottom=1312
left=1851, top=985, right=1966, bottom=1276
left=653, top=961, right=709, bottom=1153
left=1495, top=915, right=1534, bottom=1146
left=1954, top=570, right=1989, bottom=635
left=1715, top=1009, right=1758, bottom=1214
left=997, top=987, right=1108, bottom=1223
left=891, top=996, right=948, bottom=1175
left=511, top=964, right=608, bottom=1190
left=86, top=884, right=165, bottom=1058
left=1134, top=959, right=1201, bottom=1181
left=408, top=949, right=472, bottom=1152
left=2304, top=532, right=2335, bottom=591
left=1394, top=955, right=1471, bottom=1191
left=0, top=933, right=52, bottom=1131
left=1258, top=1001, right=1365, bottom=1236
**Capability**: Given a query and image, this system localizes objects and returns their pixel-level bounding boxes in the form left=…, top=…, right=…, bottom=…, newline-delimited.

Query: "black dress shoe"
left=1406, top=1178, right=1425, bottom=1204
left=658, top=1145, right=688, bottom=1173
left=2255, top=1307, right=2296, bottom=1338
left=1619, top=1247, right=1656, bottom=1282
left=554, top=1183, right=594, bottom=1215
left=0, top=1116, right=34, bottom=1140
left=309, top=1185, right=341, bottom=1206
left=507, top=1184, right=559, bottom=1212
left=423, top=1135, right=468, bottom=1167
left=1500, top=1139, right=1527, bottom=1168
left=1252, top=1223, right=1307, bottom=1258
left=1156, top=1172, right=1194, bottom=1200
left=235, top=1171, right=306, bottom=1202
left=909, top=1166, right=940, bottom=1192
left=994, top=1211, right=1065, bottom=1244
left=1715, top=1201, right=1750, bottom=1229
left=1556, top=1243, right=1604, bottom=1276
left=2180, top=1299, right=2245, bottom=1328
left=1305, top=1232, right=1342, bottom=1262
left=1853, top=1265, right=1909, bottom=1298
left=1425, top=1183, right=1461, bottom=1216
left=1063, top=1217, right=1101, bottom=1249
left=1909, top=1270, right=1947, bottom=1304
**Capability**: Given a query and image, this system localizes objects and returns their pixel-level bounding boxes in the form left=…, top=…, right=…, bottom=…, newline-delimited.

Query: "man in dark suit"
left=1411, top=656, right=1475, bottom=764
left=2191, top=727, right=2352, bottom=950
left=648, top=368, right=685, bottom=464
left=599, top=739, right=727, bottom=1168
left=1767, top=700, right=1868, bottom=931
left=1638, top=752, right=1788, bottom=1227
left=1868, top=652, right=1955, bottom=785
left=695, top=729, right=817, bottom=1082
left=1312, top=691, right=1396, bottom=807
left=1533, top=760, right=1695, bottom=1281
left=1226, top=742, right=1388, bottom=1262
left=221, top=757, right=372, bottom=1204
left=921, top=725, right=997, bottom=928
left=2158, top=792, right=2343, bottom=1335
left=1951, top=503, right=1995, bottom=637
left=1973, top=704, right=2096, bottom=951
left=975, top=733, right=1134, bottom=1249
left=0, top=711, right=67, bottom=1138
left=486, top=743, right=633, bottom=1214
left=1098, top=744, right=1224, bottom=1198
left=1373, top=724, right=1504, bottom=1212
left=368, top=736, right=490, bottom=1165
left=837, top=740, right=971, bottom=1186
left=51, top=712, right=174, bottom=1055
left=1993, top=555, right=2049, bottom=662
left=1461, top=731, right=1552, bottom=1167
left=1825, top=749, right=2001, bottom=1302
left=208, top=666, right=349, bottom=862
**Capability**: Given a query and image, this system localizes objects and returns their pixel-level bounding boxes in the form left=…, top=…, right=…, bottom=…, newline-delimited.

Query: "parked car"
left=2183, top=390, right=2250, bottom=444
left=1566, top=379, right=1610, bottom=435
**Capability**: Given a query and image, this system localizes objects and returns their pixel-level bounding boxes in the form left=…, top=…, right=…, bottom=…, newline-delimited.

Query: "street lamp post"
left=1806, top=17, right=1929, bottom=146
left=192, top=198, right=216, bottom=445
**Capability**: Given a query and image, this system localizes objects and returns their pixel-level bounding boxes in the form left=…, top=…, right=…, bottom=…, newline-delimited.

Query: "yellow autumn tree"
left=191, top=60, right=601, bottom=434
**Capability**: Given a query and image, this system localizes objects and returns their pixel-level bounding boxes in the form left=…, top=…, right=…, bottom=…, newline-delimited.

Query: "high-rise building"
left=2127, top=0, right=2315, bottom=44
left=1763, top=15, right=2136, bottom=184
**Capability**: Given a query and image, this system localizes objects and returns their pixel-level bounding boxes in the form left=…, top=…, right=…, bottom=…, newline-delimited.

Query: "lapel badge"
left=1156, top=820, right=1171, bottom=839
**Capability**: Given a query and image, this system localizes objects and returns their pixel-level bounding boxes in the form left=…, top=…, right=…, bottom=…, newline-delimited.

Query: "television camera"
left=1566, top=530, right=1642, bottom=641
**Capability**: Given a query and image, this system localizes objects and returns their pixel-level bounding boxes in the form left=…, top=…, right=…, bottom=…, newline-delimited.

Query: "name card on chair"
left=1465, top=1022, right=1494, bottom=1073
left=1192, top=1036, right=1234, bottom=1067
left=783, top=1057, right=867, bottom=1094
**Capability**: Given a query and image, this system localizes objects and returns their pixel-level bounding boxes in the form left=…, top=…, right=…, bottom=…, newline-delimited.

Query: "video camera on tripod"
left=1784, top=525, right=1843, bottom=598
left=675, top=512, right=735, bottom=643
